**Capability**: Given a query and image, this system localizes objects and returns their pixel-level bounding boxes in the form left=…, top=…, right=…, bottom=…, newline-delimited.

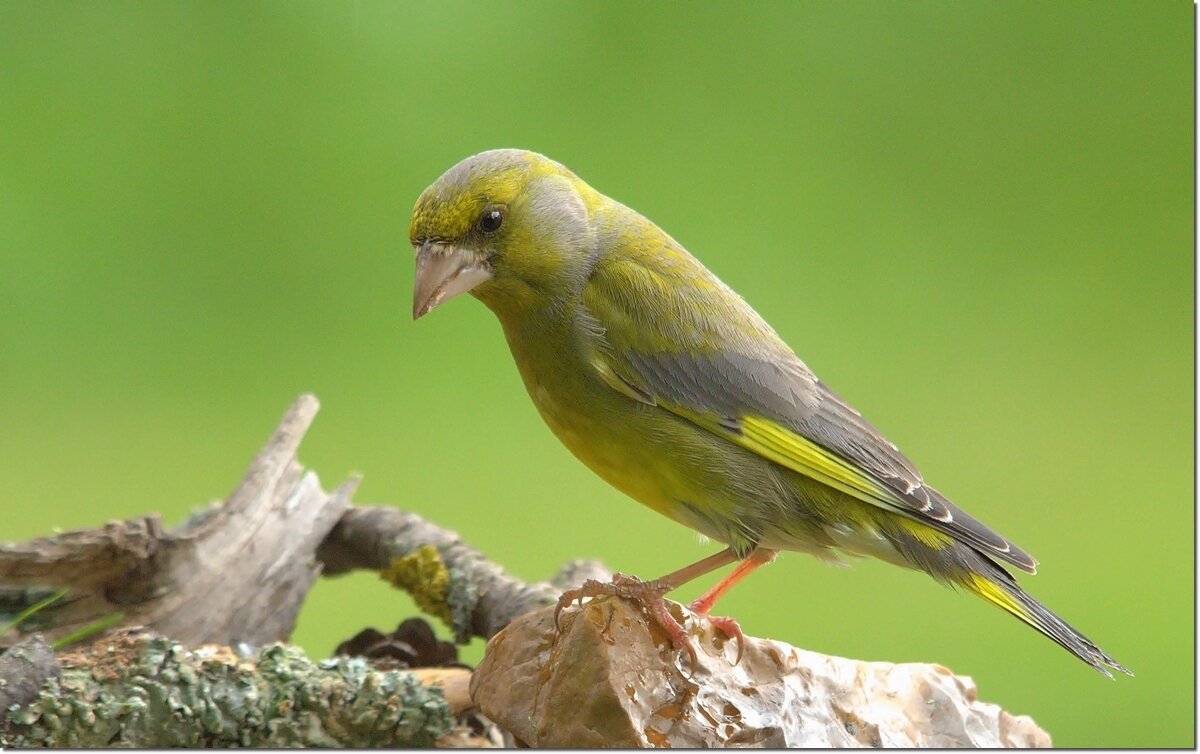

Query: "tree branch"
left=3, top=630, right=452, bottom=747
left=318, top=506, right=610, bottom=642
left=0, top=394, right=351, bottom=650
left=1, top=394, right=604, bottom=652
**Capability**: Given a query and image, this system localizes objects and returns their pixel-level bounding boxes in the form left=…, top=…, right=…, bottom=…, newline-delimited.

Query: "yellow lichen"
left=380, top=546, right=452, bottom=625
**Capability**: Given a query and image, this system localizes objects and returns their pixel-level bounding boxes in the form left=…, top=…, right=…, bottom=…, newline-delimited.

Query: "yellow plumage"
left=409, top=148, right=1129, bottom=677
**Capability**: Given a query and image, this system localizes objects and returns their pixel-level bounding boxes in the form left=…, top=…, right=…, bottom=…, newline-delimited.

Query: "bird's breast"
left=510, top=337, right=668, bottom=498
left=496, top=311, right=749, bottom=544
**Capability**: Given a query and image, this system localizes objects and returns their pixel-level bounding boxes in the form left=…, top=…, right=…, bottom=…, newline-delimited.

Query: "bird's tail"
left=963, top=570, right=1131, bottom=678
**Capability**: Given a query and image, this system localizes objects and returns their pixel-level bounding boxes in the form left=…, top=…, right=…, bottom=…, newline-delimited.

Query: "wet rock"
left=470, top=596, right=1051, bottom=748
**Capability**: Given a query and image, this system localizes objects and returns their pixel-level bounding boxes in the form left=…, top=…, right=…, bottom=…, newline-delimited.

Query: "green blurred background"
left=0, top=0, right=1192, bottom=746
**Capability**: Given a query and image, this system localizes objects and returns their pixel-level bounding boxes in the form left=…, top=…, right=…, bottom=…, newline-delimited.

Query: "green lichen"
left=2, top=635, right=452, bottom=747
left=444, top=564, right=480, bottom=644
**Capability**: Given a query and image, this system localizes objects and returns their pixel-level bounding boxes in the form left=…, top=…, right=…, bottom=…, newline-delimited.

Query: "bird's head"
left=409, top=149, right=600, bottom=320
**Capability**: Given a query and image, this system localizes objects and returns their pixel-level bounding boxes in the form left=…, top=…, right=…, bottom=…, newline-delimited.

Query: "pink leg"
left=555, top=547, right=776, bottom=666
left=688, top=548, right=778, bottom=615
left=686, top=548, right=778, bottom=664
left=650, top=547, right=741, bottom=591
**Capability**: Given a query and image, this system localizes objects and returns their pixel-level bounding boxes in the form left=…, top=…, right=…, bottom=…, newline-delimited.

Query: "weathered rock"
left=470, top=596, right=1051, bottom=748
left=0, top=635, right=60, bottom=713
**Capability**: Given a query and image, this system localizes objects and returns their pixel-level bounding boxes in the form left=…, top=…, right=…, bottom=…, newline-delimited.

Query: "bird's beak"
left=412, top=242, right=493, bottom=320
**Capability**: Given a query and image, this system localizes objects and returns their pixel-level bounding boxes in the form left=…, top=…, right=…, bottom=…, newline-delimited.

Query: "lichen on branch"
left=3, top=631, right=452, bottom=748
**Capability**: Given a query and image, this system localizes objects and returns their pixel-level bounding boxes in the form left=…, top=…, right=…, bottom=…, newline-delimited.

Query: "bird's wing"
left=581, top=246, right=1037, bottom=573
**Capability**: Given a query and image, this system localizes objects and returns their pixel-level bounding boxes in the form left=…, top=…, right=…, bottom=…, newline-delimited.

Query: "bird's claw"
left=554, top=573, right=669, bottom=631
left=555, top=574, right=752, bottom=669
left=700, top=613, right=746, bottom=665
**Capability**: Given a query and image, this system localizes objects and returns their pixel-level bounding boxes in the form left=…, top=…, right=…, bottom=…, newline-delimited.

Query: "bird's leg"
left=555, top=548, right=739, bottom=663
left=556, top=547, right=771, bottom=664
left=556, top=548, right=738, bottom=619
left=688, top=547, right=778, bottom=614
left=685, top=548, right=778, bottom=663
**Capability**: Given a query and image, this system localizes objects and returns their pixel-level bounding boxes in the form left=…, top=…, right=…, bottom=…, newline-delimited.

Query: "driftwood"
left=0, top=394, right=607, bottom=747
left=0, top=395, right=608, bottom=652
left=0, top=395, right=350, bottom=650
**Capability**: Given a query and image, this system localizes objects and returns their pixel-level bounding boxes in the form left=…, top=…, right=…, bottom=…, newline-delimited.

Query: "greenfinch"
left=409, top=149, right=1128, bottom=677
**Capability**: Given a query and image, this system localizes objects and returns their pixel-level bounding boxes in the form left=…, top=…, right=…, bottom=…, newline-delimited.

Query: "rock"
left=469, top=596, right=1051, bottom=748
left=0, top=635, right=61, bottom=713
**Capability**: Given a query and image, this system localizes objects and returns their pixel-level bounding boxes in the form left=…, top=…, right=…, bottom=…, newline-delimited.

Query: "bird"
left=408, top=148, right=1129, bottom=678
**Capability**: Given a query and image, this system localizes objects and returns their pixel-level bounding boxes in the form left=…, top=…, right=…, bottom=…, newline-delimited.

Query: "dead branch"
left=0, top=395, right=351, bottom=650
left=319, top=506, right=610, bottom=641
left=3, top=630, right=452, bottom=747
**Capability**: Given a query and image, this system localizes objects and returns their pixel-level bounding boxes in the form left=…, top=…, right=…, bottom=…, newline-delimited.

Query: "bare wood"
left=407, top=667, right=474, bottom=714
left=0, top=394, right=352, bottom=649
left=0, top=392, right=606, bottom=653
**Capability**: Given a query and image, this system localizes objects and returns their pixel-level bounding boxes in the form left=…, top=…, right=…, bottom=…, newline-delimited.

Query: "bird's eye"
left=478, top=208, right=504, bottom=234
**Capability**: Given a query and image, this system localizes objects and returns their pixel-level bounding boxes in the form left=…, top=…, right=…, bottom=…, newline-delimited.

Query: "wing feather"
left=582, top=244, right=1037, bottom=573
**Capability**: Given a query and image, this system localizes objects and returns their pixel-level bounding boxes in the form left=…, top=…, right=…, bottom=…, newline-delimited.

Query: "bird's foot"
left=689, top=608, right=746, bottom=664
left=555, top=574, right=746, bottom=666
left=556, top=574, right=699, bottom=664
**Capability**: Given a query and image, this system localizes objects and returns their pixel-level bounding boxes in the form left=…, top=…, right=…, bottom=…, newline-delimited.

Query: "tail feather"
left=965, top=572, right=1131, bottom=678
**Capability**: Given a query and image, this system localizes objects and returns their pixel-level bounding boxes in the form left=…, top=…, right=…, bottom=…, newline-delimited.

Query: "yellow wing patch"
left=736, top=414, right=901, bottom=506
left=669, top=409, right=954, bottom=548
